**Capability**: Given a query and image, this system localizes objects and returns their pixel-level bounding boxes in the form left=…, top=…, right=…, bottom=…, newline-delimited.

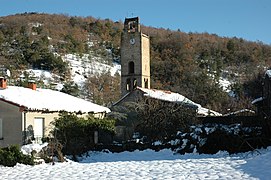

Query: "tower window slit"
left=128, top=61, right=135, bottom=74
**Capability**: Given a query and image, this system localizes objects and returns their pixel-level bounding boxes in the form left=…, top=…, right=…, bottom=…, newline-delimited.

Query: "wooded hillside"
left=1, top=13, right=271, bottom=113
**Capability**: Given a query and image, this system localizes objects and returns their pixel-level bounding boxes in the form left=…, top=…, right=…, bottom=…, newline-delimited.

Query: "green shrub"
left=51, top=112, right=116, bottom=156
left=0, top=145, right=34, bottom=167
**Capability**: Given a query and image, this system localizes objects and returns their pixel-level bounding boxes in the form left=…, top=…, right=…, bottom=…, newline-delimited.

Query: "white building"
left=0, top=77, right=110, bottom=147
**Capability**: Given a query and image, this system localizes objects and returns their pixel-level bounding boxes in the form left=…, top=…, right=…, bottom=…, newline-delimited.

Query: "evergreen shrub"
left=0, top=145, right=34, bottom=167
left=51, top=112, right=115, bottom=156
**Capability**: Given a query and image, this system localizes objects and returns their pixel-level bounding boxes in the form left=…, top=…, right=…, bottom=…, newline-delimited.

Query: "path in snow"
left=0, top=148, right=270, bottom=179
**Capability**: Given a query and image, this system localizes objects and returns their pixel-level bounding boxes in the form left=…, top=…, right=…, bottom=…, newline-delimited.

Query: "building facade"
left=120, top=17, right=151, bottom=97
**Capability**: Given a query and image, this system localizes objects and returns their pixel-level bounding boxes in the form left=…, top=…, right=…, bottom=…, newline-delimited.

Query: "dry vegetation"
left=1, top=13, right=271, bottom=112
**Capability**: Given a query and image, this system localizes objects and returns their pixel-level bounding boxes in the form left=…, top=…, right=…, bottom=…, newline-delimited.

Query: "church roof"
left=137, top=87, right=221, bottom=116
left=115, top=87, right=221, bottom=116
left=137, top=87, right=197, bottom=108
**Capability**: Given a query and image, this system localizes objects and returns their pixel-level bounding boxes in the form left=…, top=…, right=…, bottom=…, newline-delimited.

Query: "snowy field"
left=1, top=147, right=271, bottom=180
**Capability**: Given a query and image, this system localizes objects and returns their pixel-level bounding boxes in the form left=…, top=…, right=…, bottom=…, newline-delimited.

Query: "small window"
left=128, top=61, right=135, bottom=74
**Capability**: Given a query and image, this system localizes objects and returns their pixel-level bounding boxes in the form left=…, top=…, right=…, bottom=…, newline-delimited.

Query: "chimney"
left=0, top=77, right=7, bottom=89
left=28, top=81, right=37, bottom=90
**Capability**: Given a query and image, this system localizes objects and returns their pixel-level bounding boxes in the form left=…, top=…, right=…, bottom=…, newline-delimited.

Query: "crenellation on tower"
left=120, top=17, right=150, bottom=97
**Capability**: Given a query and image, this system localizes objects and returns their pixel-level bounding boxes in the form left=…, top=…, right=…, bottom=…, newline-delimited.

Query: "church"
left=115, top=17, right=220, bottom=116
left=111, top=17, right=221, bottom=142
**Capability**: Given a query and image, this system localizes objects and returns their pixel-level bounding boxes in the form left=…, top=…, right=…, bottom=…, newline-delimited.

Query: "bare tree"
left=119, top=97, right=199, bottom=143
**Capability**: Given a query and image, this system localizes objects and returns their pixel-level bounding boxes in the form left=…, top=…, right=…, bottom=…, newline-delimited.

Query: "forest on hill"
left=1, top=13, right=271, bottom=113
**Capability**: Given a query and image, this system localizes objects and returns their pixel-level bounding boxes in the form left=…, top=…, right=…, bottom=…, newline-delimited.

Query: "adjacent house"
left=0, top=77, right=110, bottom=148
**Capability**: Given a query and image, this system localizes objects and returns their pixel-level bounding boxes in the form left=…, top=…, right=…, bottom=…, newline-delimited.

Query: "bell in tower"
left=124, top=17, right=140, bottom=33
left=120, top=17, right=151, bottom=97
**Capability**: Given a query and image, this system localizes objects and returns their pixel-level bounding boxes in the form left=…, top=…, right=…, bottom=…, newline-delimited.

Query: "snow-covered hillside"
left=219, top=76, right=232, bottom=92
left=21, top=53, right=121, bottom=90
left=62, top=54, right=121, bottom=87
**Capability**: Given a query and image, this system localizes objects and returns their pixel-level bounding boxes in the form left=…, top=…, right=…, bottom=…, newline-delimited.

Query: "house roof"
left=265, top=70, right=271, bottom=78
left=252, top=97, right=264, bottom=105
left=136, top=87, right=221, bottom=116
left=0, top=86, right=110, bottom=113
left=223, top=109, right=255, bottom=116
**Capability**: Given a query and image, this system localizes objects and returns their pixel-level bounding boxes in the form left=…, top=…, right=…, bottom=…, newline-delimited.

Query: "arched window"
left=128, top=61, right=135, bottom=74
left=128, top=21, right=136, bottom=32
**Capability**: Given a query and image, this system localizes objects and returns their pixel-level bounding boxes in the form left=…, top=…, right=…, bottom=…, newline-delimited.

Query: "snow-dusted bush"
left=173, top=123, right=265, bottom=154
left=0, top=145, right=34, bottom=167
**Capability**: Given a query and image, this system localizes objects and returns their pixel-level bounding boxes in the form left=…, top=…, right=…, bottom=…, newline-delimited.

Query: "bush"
left=0, top=145, right=34, bottom=167
left=173, top=123, right=268, bottom=154
left=51, top=112, right=116, bottom=156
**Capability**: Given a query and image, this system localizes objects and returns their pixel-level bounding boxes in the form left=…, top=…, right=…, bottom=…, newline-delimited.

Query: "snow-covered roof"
left=137, top=87, right=221, bottom=116
left=137, top=87, right=197, bottom=107
left=265, top=70, right=271, bottom=78
left=223, top=109, right=255, bottom=116
left=0, top=86, right=110, bottom=113
left=252, top=97, right=264, bottom=105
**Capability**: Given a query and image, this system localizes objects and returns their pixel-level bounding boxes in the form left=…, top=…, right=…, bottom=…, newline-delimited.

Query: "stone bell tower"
left=120, top=17, right=150, bottom=96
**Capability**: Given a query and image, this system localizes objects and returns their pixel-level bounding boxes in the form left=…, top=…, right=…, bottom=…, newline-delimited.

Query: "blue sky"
left=1, top=0, right=271, bottom=45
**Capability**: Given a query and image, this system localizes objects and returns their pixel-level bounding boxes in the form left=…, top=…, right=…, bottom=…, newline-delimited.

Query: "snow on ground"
left=1, top=146, right=271, bottom=179
left=219, top=77, right=232, bottom=92
left=22, top=69, right=54, bottom=85
left=62, top=54, right=121, bottom=87
left=22, top=69, right=63, bottom=90
left=23, top=69, right=52, bottom=79
left=21, top=143, right=48, bottom=155
left=21, top=53, right=121, bottom=89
